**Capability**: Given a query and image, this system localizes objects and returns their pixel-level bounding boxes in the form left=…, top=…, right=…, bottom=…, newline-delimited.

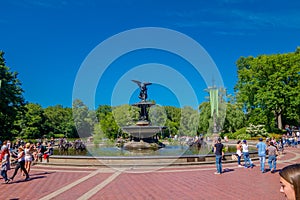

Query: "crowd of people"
left=0, top=139, right=54, bottom=184
left=213, top=136, right=300, bottom=200
left=1, top=135, right=299, bottom=199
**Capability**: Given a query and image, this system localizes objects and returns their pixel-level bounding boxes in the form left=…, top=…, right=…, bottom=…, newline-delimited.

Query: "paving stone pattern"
left=1, top=147, right=299, bottom=200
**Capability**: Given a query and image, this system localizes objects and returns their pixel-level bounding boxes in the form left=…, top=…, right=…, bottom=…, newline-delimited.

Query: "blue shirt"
left=256, top=142, right=267, bottom=156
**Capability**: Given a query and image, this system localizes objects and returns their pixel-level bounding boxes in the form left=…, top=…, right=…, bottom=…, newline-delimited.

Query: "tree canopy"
left=235, top=48, right=300, bottom=131
left=0, top=52, right=25, bottom=141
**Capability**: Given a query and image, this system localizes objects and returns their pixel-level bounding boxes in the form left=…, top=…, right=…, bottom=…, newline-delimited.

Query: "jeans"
left=268, top=155, right=277, bottom=171
left=258, top=156, right=266, bottom=172
left=215, top=155, right=222, bottom=173
left=1, top=170, right=8, bottom=181
left=10, top=160, right=29, bottom=179
left=243, top=152, right=251, bottom=167
left=237, top=155, right=241, bottom=165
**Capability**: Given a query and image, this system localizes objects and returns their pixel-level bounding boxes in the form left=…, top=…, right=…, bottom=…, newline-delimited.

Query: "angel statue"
left=132, top=80, right=152, bottom=101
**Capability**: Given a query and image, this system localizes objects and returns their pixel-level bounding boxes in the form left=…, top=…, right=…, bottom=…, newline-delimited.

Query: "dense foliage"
left=235, top=48, right=300, bottom=131
left=0, top=52, right=25, bottom=141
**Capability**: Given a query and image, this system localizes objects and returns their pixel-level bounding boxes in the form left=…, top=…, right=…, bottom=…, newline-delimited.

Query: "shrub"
left=246, top=124, right=268, bottom=138
left=54, top=134, right=65, bottom=138
left=268, top=133, right=282, bottom=140
left=236, top=133, right=251, bottom=140
left=226, top=127, right=247, bottom=139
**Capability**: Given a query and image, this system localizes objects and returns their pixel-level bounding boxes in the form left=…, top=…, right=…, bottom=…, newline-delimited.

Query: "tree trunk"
left=277, top=112, right=282, bottom=130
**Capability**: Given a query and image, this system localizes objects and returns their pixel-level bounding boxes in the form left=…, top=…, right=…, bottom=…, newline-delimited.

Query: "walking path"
left=1, top=147, right=299, bottom=200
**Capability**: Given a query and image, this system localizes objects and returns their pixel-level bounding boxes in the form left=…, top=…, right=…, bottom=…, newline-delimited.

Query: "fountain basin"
left=39, top=151, right=259, bottom=168
left=122, top=126, right=167, bottom=139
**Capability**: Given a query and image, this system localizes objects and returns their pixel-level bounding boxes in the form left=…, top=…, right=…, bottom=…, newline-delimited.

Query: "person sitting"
left=43, top=143, right=53, bottom=163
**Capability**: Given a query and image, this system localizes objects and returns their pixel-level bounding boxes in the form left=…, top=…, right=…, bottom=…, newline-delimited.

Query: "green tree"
left=235, top=48, right=300, bottom=130
left=13, top=103, right=45, bottom=139
left=98, top=112, right=119, bottom=139
left=149, top=105, right=167, bottom=126
left=96, top=105, right=112, bottom=120
left=164, top=106, right=181, bottom=136
left=112, top=104, right=138, bottom=127
left=44, top=105, right=76, bottom=138
left=179, top=106, right=199, bottom=136
left=94, top=105, right=120, bottom=140
left=72, top=99, right=96, bottom=138
left=222, top=96, right=246, bottom=133
left=198, top=102, right=210, bottom=133
left=0, top=52, right=25, bottom=141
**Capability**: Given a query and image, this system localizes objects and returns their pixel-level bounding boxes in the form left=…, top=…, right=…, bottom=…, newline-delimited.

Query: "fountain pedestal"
left=121, top=80, right=167, bottom=150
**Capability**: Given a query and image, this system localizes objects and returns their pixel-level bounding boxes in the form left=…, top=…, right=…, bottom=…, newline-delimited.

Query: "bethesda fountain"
left=121, top=80, right=167, bottom=150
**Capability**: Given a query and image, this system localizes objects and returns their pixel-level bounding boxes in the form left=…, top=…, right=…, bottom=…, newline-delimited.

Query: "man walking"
left=256, top=138, right=267, bottom=173
left=214, top=137, right=224, bottom=175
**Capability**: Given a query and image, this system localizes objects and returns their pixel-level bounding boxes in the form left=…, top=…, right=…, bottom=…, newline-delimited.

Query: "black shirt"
left=214, top=143, right=224, bottom=156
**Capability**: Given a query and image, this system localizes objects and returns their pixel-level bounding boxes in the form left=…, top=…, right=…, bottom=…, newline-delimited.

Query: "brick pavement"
left=1, top=147, right=299, bottom=200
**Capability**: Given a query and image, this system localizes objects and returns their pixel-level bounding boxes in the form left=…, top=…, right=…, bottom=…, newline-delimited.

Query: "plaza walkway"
left=1, top=147, right=299, bottom=200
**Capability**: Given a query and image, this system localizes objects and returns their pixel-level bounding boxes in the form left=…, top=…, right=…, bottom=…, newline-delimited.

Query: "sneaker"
left=5, top=179, right=11, bottom=184
left=24, top=177, right=30, bottom=181
left=238, top=165, right=243, bottom=167
left=214, top=172, right=221, bottom=175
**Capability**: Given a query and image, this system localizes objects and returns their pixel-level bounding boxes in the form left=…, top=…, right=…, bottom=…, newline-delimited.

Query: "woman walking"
left=10, top=146, right=30, bottom=182
left=24, top=143, right=33, bottom=175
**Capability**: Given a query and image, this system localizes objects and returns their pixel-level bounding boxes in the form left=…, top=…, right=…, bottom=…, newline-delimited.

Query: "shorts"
left=25, top=155, right=32, bottom=162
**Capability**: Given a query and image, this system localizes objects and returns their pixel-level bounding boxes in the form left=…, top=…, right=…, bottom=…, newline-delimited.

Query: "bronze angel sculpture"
left=132, top=80, right=152, bottom=101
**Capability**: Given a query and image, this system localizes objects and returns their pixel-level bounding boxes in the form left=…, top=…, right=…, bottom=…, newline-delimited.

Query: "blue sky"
left=1, top=0, right=300, bottom=109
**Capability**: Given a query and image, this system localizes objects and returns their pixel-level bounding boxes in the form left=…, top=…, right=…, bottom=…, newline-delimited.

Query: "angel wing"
left=132, top=80, right=142, bottom=87
left=143, top=82, right=152, bottom=86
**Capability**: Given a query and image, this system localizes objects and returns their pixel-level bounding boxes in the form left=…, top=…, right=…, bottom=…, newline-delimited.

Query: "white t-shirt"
left=242, top=143, right=249, bottom=153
